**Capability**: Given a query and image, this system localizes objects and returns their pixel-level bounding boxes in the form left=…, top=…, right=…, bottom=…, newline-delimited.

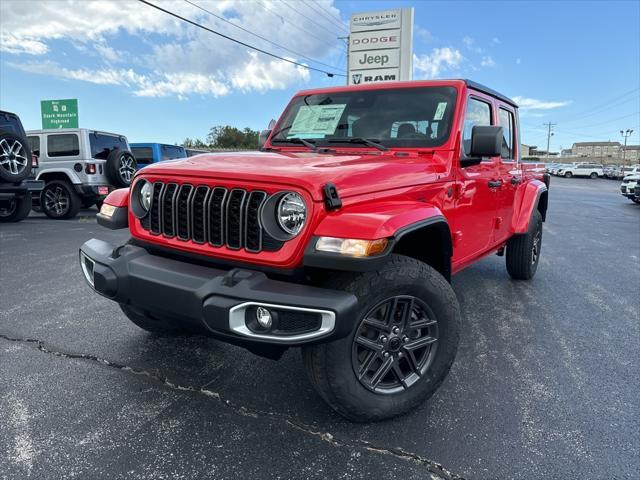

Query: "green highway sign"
left=41, top=99, right=79, bottom=129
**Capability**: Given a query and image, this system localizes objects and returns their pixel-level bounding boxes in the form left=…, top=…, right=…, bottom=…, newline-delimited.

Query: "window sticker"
left=434, top=102, right=447, bottom=121
left=288, top=104, right=347, bottom=137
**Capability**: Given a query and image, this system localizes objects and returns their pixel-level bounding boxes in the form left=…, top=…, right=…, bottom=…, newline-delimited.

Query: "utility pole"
left=620, top=129, right=634, bottom=166
left=338, top=35, right=349, bottom=86
left=543, top=122, right=556, bottom=160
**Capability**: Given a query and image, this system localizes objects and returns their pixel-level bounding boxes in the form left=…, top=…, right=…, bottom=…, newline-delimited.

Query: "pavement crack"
left=1, top=333, right=465, bottom=480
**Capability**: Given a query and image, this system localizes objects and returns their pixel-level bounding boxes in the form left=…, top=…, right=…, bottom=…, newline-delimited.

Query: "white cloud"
left=0, top=0, right=340, bottom=98
left=516, top=58, right=522, bottom=65
left=462, top=36, right=474, bottom=47
left=415, top=25, right=434, bottom=43
left=513, top=96, right=571, bottom=110
left=414, top=48, right=464, bottom=79
left=481, top=56, right=496, bottom=67
left=491, top=37, right=501, bottom=45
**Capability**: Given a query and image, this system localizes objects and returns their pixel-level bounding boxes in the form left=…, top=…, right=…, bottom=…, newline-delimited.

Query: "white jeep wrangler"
left=27, top=129, right=136, bottom=219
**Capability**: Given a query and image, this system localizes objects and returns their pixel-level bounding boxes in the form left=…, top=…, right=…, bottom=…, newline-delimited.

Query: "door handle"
left=510, top=176, right=522, bottom=185
left=488, top=180, right=503, bottom=188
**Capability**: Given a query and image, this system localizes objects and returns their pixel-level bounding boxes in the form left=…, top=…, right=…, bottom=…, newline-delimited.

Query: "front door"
left=494, top=106, right=521, bottom=243
left=452, top=94, right=500, bottom=265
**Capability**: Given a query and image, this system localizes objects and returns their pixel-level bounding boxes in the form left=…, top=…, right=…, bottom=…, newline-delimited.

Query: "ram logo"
left=352, top=73, right=362, bottom=85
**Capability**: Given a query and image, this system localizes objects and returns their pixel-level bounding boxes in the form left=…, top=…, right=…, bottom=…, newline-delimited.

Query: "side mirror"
left=470, top=125, right=503, bottom=158
left=258, top=129, right=272, bottom=150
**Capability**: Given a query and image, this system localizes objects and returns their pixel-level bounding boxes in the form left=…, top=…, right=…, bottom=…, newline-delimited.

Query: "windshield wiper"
left=328, top=137, right=388, bottom=151
left=271, top=137, right=317, bottom=151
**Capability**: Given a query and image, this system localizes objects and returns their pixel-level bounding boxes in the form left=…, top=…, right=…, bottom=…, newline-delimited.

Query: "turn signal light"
left=315, top=237, right=389, bottom=257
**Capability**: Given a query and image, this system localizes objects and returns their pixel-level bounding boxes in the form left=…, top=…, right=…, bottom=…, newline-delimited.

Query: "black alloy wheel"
left=351, top=295, right=438, bottom=394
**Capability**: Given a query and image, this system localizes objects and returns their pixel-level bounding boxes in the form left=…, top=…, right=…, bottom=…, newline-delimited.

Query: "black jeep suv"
left=0, top=110, right=43, bottom=222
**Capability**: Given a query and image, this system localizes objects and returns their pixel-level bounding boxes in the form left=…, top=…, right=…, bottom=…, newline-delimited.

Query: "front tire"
left=506, top=210, right=543, bottom=280
left=0, top=193, right=32, bottom=222
left=564, top=171, right=573, bottom=178
left=302, top=255, right=461, bottom=422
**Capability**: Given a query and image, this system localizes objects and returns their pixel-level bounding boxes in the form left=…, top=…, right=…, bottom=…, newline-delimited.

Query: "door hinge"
left=323, top=183, right=342, bottom=211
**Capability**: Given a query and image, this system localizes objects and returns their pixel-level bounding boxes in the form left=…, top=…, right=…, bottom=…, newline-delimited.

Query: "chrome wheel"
left=118, top=154, right=136, bottom=184
left=351, top=295, right=439, bottom=394
left=44, top=185, right=70, bottom=216
left=0, top=138, right=28, bottom=175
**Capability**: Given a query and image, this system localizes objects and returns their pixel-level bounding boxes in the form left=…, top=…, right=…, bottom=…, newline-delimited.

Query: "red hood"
left=140, top=150, right=449, bottom=201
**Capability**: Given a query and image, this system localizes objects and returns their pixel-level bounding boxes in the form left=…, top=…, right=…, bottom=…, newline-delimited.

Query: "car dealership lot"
left=1, top=178, right=638, bottom=480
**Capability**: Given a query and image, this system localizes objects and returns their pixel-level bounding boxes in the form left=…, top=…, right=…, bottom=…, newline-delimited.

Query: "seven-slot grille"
left=141, top=182, right=282, bottom=253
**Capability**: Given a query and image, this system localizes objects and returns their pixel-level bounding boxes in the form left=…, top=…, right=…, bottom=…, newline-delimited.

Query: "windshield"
left=271, top=86, right=458, bottom=148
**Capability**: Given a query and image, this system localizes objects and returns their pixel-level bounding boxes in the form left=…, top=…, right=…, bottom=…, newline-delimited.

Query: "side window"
left=161, top=145, right=186, bottom=161
left=47, top=134, right=79, bottom=157
left=89, top=133, right=128, bottom=160
left=463, top=97, right=492, bottom=156
left=28, top=136, right=40, bottom=156
left=499, top=108, right=515, bottom=159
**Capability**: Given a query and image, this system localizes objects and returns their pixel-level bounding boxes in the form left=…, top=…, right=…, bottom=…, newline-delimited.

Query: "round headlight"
left=140, top=181, right=153, bottom=211
left=277, top=192, right=306, bottom=236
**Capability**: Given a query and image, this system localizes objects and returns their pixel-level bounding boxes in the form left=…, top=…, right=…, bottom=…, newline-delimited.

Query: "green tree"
left=206, top=125, right=259, bottom=149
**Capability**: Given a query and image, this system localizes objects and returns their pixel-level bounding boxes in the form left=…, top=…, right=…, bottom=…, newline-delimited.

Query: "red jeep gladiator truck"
left=80, top=79, right=549, bottom=421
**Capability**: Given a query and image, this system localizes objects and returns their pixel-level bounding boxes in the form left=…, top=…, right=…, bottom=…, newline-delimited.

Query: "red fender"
left=511, top=180, right=547, bottom=234
left=314, top=200, right=446, bottom=240
left=104, top=188, right=129, bottom=208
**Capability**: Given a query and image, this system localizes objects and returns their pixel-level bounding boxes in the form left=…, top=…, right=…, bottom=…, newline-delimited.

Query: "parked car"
left=26, top=128, right=136, bottom=219
left=130, top=143, right=187, bottom=168
left=550, top=163, right=572, bottom=175
left=557, top=162, right=603, bottom=178
left=634, top=183, right=640, bottom=203
left=615, top=165, right=640, bottom=179
left=0, top=110, right=43, bottom=222
left=80, top=79, right=549, bottom=422
left=185, top=148, right=212, bottom=157
left=603, top=165, right=619, bottom=178
left=620, top=174, right=640, bottom=203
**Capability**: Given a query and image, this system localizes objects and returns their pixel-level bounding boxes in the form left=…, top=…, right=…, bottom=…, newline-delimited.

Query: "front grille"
left=142, top=182, right=283, bottom=253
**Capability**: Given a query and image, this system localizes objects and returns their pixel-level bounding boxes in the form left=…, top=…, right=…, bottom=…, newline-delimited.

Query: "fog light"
left=80, top=251, right=95, bottom=288
left=256, top=307, right=272, bottom=329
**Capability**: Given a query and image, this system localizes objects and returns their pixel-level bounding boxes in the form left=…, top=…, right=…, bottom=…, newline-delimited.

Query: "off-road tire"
left=41, top=180, right=81, bottom=219
left=0, top=193, right=31, bottom=222
left=564, top=171, right=573, bottom=178
left=302, top=254, right=461, bottom=422
left=106, top=149, right=136, bottom=188
left=119, top=304, right=190, bottom=335
left=0, top=132, right=31, bottom=182
left=506, top=210, right=543, bottom=280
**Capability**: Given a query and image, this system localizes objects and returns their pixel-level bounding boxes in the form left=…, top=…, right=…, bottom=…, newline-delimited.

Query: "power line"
left=557, top=87, right=640, bottom=122
left=182, top=0, right=344, bottom=72
left=556, top=111, right=640, bottom=131
left=299, top=0, right=349, bottom=34
left=279, top=0, right=345, bottom=37
left=543, top=122, right=556, bottom=159
left=137, top=0, right=345, bottom=77
left=253, top=0, right=339, bottom=49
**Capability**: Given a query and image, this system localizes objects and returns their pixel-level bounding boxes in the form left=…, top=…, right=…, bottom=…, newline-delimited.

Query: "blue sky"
left=1, top=0, right=638, bottom=151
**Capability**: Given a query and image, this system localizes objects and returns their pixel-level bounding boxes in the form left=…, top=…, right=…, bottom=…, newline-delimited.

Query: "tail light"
left=86, top=163, right=97, bottom=174
left=31, top=154, right=39, bottom=168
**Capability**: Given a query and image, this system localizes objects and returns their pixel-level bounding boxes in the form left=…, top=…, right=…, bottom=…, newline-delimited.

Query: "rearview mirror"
left=258, top=129, right=272, bottom=150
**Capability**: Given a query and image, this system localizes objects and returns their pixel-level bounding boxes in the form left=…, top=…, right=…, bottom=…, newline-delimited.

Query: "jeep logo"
left=357, top=52, right=389, bottom=67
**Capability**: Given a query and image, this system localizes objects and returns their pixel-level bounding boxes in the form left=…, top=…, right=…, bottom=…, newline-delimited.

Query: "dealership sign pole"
left=348, top=8, right=413, bottom=85
left=41, top=99, right=79, bottom=129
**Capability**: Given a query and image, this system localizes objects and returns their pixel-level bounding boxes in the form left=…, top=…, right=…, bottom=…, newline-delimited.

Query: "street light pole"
left=620, top=129, right=634, bottom=166
left=544, top=122, right=556, bottom=160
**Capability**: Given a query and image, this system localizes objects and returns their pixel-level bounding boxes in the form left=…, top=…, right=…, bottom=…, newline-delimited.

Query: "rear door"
left=494, top=105, right=521, bottom=243
left=451, top=93, right=500, bottom=263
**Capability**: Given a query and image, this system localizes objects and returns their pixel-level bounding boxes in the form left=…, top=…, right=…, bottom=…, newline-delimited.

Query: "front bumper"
left=79, top=239, right=359, bottom=353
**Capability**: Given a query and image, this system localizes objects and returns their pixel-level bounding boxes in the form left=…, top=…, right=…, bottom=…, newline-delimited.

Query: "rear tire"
left=41, top=180, right=81, bottom=219
left=302, top=254, right=461, bottom=422
left=0, top=193, right=32, bottom=222
left=506, top=210, right=543, bottom=280
left=119, top=304, right=191, bottom=335
left=590, top=172, right=598, bottom=179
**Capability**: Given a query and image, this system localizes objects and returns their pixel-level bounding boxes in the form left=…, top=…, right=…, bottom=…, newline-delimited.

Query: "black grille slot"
left=140, top=182, right=278, bottom=253
left=226, top=189, right=246, bottom=249
left=176, top=185, right=193, bottom=240
left=149, top=183, right=164, bottom=234
left=191, top=186, right=209, bottom=243
left=245, top=191, right=266, bottom=252
left=162, top=183, right=178, bottom=237
left=208, top=187, right=227, bottom=247
left=276, top=310, right=322, bottom=334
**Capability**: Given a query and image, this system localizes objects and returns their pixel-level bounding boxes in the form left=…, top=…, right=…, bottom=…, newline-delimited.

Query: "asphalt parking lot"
left=1, top=178, right=638, bottom=480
